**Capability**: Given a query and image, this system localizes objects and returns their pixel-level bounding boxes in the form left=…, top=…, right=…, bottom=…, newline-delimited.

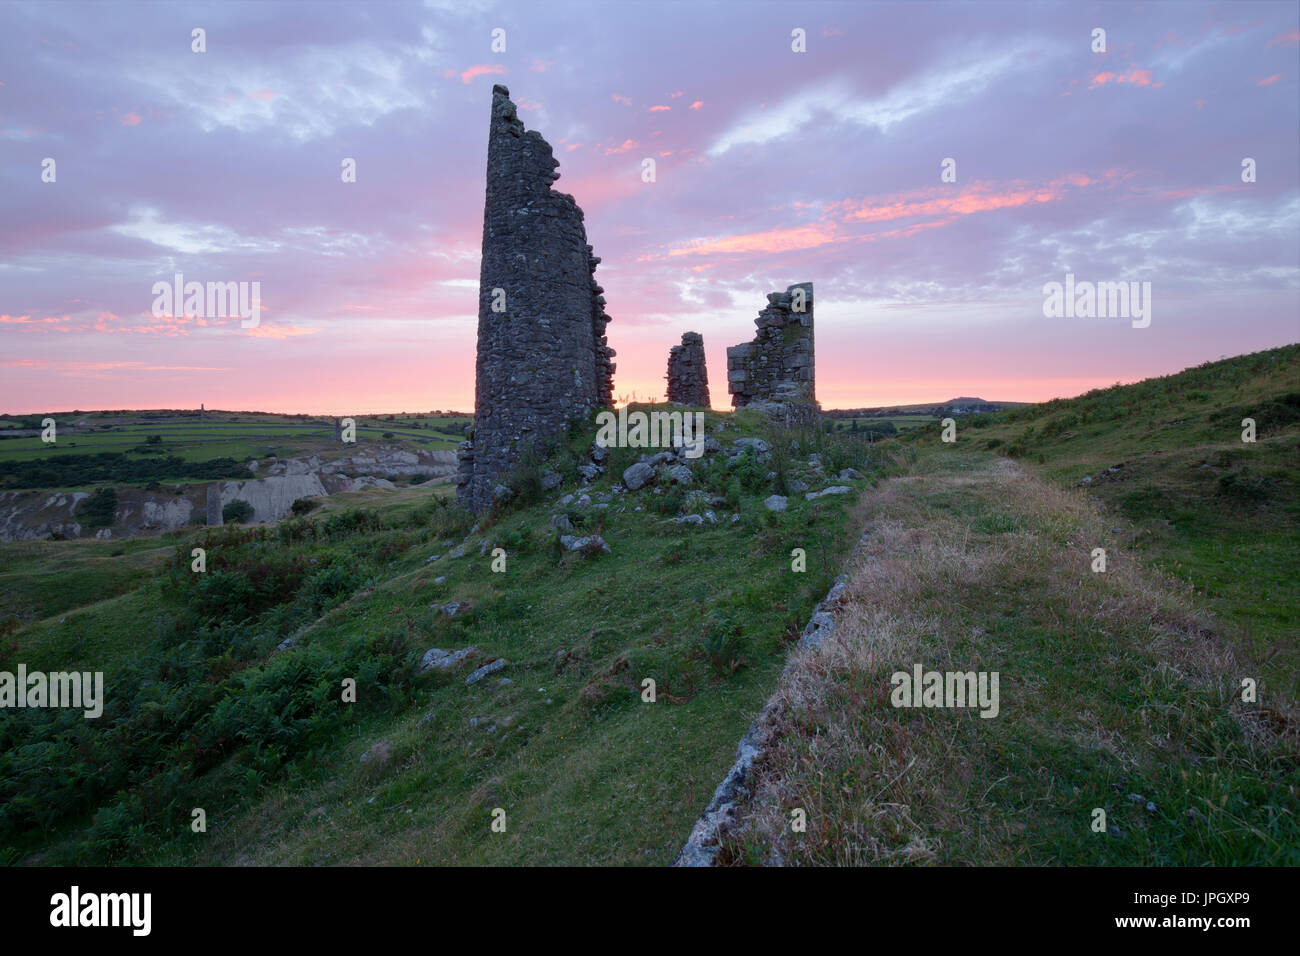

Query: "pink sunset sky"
left=1, top=0, right=1297, bottom=414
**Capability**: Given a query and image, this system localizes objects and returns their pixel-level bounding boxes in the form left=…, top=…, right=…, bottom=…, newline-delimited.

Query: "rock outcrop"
left=666, top=332, right=709, bottom=407
left=0, top=491, right=89, bottom=541
left=457, top=85, right=616, bottom=513
left=726, top=282, right=818, bottom=423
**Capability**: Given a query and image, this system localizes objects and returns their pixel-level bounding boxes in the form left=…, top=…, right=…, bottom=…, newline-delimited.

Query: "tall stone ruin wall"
left=666, top=332, right=709, bottom=406
left=457, top=85, right=616, bottom=512
left=726, top=282, right=817, bottom=420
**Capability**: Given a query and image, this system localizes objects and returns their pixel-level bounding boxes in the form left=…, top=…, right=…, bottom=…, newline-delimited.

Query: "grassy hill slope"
left=961, top=344, right=1299, bottom=696
left=1, top=409, right=878, bottom=865
left=719, top=346, right=1298, bottom=865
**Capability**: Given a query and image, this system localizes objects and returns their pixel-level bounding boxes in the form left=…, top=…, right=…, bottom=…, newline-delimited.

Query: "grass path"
left=720, top=449, right=1297, bottom=865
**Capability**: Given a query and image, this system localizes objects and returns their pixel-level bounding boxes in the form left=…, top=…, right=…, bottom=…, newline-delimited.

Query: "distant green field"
left=0, top=415, right=467, bottom=467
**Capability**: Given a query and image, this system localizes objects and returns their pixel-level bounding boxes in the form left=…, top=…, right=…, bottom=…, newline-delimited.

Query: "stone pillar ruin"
left=457, top=85, right=616, bottom=512
left=726, top=282, right=817, bottom=422
left=666, top=332, right=710, bottom=407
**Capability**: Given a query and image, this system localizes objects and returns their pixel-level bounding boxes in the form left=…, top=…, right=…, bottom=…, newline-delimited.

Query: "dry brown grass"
left=720, top=450, right=1294, bottom=866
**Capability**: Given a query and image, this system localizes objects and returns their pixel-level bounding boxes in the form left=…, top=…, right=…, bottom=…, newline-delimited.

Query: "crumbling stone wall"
left=666, top=332, right=709, bottom=406
left=457, top=85, right=616, bottom=512
left=726, top=282, right=816, bottom=419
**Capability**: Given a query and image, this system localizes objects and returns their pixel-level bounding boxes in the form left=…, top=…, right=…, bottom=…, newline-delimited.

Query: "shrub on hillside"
left=699, top=611, right=748, bottom=677
left=222, top=499, right=255, bottom=524
left=76, top=487, right=117, bottom=528
left=1216, top=467, right=1273, bottom=503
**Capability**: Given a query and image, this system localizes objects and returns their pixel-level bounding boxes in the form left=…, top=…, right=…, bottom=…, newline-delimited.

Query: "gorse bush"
left=222, top=499, right=255, bottom=524
left=699, top=611, right=748, bottom=676
left=504, top=445, right=550, bottom=510
left=653, top=483, right=687, bottom=516
left=726, top=449, right=769, bottom=493
left=769, top=440, right=791, bottom=496
left=76, top=486, right=117, bottom=528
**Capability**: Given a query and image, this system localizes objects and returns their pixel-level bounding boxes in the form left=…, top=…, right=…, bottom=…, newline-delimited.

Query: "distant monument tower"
left=456, top=85, right=616, bottom=512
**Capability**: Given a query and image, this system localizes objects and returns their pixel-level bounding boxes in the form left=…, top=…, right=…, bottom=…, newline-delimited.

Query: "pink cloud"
left=556, top=170, right=645, bottom=210
left=1257, top=74, right=1281, bottom=86
left=0, top=313, right=76, bottom=328
left=612, top=93, right=632, bottom=105
left=659, top=172, right=1122, bottom=261
left=666, top=224, right=839, bottom=258
left=835, top=184, right=1061, bottom=224
left=244, top=324, right=318, bottom=340
left=3, top=359, right=228, bottom=374
left=604, top=138, right=639, bottom=154
left=1090, top=67, right=1158, bottom=89
left=1266, top=29, right=1300, bottom=48
left=689, top=100, right=703, bottom=110
left=530, top=59, right=555, bottom=73
left=648, top=105, right=671, bottom=112
left=248, top=89, right=277, bottom=101
left=120, top=112, right=142, bottom=126
left=461, top=64, right=506, bottom=84
left=669, top=90, right=683, bottom=98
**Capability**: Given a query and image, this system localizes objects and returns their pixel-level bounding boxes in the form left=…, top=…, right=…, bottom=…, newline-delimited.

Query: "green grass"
left=918, top=344, right=1300, bottom=698
left=5, top=348, right=1293, bottom=867
left=0, top=409, right=879, bottom=865
left=0, top=536, right=174, bottom=626
left=0, top=413, right=468, bottom=467
left=720, top=449, right=1298, bottom=866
